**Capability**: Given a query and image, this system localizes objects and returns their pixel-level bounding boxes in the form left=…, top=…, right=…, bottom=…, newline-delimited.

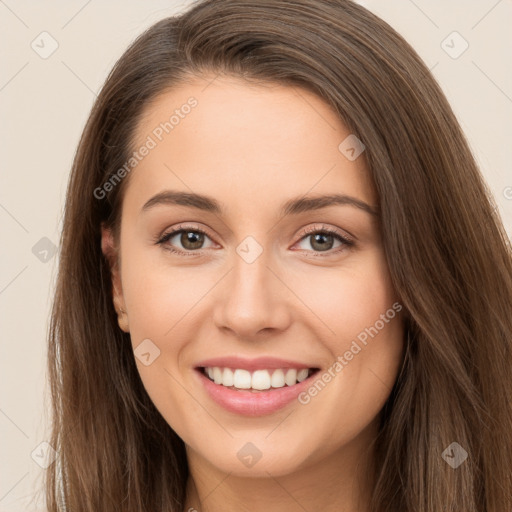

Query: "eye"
left=294, top=225, right=354, bottom=254
left=155, top=223, right=354, bottom=256
left=156, top=224, right=216, bottom=254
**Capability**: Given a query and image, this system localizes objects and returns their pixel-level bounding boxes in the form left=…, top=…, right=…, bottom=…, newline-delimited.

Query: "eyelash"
left=155, top=223, right=354, bottom=257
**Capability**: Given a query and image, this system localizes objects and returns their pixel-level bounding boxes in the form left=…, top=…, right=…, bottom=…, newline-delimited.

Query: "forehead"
left=125, top=75, right=377, bottom=214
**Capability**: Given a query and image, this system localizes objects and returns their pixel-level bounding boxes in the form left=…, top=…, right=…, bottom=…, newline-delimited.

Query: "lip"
left=195, top=356, right=315, bottom=372
left=194, top=364, right=320, bottom=417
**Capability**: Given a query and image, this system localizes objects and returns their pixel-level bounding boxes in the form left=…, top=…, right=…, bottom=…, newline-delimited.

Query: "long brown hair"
left=45, top=1, right=512, bottom=510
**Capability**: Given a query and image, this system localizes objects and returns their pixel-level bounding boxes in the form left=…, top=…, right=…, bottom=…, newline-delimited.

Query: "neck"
left=183, top=420, right=378, bottom=512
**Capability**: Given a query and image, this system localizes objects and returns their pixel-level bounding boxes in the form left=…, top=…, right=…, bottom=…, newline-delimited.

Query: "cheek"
left=293, top=249, right=404, bottom=427
left=120, top=246, right=211, bottom=342
left=293, top=248, right=399, bottom=346
left=119, top=251, right=202, bottom=426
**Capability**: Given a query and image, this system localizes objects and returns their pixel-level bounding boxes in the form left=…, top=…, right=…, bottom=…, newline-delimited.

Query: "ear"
left=101, top=223, right=129, bottom=332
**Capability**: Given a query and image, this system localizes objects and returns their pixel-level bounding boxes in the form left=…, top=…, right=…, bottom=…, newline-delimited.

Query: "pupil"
left=311, top=233, right=333, bottom=251
left=182, top=231, right=204, bottom=249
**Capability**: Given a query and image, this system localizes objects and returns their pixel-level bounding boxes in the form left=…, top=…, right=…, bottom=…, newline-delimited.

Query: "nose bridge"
left=232, top=247, right=271, bottom=297
left=212, top=244, right=291, bottom=336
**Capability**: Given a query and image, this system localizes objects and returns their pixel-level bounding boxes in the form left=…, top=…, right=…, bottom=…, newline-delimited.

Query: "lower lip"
left=195, top=369, right=317, bottom=416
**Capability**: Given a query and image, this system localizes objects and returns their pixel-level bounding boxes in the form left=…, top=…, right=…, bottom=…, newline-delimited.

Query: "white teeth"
left=213, top=367, right=223, bottom=385
left=284, top=369, right=297, bottom=386
left=203, top=367, right=314, bottom=390
left=297, top=368, right=309, bottom=382
left=233, top=369, right=252, bottom=389
left=271, top=369, right=285, bottom=388
left=222, top=368, right=234, bottom=387
left=251, top=370, right=271, bottom=390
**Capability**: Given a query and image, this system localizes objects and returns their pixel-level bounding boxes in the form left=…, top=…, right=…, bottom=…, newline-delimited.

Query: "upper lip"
left=195, top=356, right=319, bottom=372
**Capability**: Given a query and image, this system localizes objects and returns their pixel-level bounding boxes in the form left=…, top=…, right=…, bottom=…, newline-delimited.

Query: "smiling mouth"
left=198, top=366, right=320, bottom=392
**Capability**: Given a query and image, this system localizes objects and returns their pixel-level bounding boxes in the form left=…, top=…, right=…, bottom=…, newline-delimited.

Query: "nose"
left=212, top=252, right=293, bottom=340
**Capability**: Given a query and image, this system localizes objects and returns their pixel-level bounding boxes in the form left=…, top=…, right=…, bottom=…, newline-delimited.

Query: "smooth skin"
left=102, top=74, right=405, bottom=512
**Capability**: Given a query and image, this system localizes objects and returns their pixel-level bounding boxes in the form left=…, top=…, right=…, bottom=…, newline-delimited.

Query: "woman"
left=45, top=0, right=512, bottom=511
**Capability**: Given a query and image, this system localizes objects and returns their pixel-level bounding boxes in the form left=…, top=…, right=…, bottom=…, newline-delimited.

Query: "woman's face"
left=103, top=75, right=404, bottom=478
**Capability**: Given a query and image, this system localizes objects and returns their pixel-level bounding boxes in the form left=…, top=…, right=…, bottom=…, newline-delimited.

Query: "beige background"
left=1, top=0, right=511, bottom=509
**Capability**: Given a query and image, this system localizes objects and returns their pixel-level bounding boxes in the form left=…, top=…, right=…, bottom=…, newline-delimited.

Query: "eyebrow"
left=141, top=190, right=379, bottom=216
